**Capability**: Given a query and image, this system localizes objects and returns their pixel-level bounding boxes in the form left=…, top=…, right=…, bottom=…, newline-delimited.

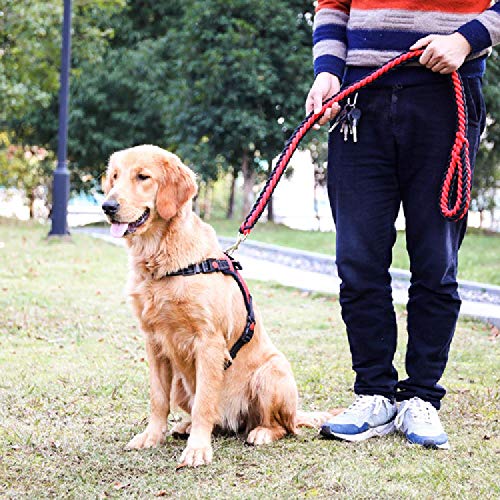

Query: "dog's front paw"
left=125, top=424, right=166, bottom=450
left=178, top=438, right=212, bottom=467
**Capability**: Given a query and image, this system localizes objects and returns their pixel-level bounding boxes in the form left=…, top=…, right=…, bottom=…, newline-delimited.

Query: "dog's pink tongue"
left=110, top=223, right=128, bottom=238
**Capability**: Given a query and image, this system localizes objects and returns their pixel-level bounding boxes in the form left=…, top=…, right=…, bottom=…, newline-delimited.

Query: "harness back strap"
left=165, top=254, right=256, bottom=370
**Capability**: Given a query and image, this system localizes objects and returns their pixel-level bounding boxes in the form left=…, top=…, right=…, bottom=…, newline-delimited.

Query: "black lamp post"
left=49, top=0, right=72, bottom=237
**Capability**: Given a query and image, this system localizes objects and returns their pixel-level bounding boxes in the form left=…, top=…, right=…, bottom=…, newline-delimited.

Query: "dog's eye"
left=137, top=173, right=150, bottom=181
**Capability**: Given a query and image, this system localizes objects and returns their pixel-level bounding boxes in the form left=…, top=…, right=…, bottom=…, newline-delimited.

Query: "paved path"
left=76, top=227, right=500, bottom=326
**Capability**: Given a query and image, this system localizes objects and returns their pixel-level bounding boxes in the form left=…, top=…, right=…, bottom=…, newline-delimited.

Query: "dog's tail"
left=295, top=408, right=343, bottom=429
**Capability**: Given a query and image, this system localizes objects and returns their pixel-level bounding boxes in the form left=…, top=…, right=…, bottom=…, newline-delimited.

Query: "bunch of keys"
left=328, top=93, right=362, bottom=143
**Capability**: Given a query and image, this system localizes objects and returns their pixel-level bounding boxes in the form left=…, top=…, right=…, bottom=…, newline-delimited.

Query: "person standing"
left=306, top=0, right=499, bottom=448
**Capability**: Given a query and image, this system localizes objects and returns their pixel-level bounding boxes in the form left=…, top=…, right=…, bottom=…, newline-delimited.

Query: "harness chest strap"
left=164, top=254, right=256, bottom=370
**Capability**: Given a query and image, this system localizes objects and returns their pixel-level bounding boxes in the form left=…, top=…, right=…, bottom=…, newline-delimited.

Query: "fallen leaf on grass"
left=27, top=267, right=39, bottom=277
left=113, top=482, right=130, bottom=490
left=154, top=491, right=168, bottom=497
left=488, top=326, right=499, bottom=341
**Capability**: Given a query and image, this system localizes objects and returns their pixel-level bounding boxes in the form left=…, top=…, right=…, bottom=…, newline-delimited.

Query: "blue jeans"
left=327, top=75, right=486, bottom=409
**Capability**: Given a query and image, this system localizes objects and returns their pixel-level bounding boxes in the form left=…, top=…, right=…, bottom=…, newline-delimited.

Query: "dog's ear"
left=101, top=173, right=111, bottom=195
left=102, top=153, right=118, bottom=194
left=156, top=155, right=198, bottom=220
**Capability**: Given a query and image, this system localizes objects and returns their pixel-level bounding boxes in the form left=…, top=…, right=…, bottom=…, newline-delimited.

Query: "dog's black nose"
left=102, top=199, right=120, bottom=216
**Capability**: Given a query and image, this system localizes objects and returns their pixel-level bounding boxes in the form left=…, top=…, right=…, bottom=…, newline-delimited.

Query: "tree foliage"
left=0, top=0, right=123, bottom=123
left=164, top=0, right=315, bottom=214
left=14, top=1, right=185, bottom=192
left=0, top=132, right=54, bottom=214
left=2, top=1, right=499, bottom=223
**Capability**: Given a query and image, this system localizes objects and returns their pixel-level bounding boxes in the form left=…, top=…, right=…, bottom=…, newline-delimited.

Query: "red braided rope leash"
left=234, top=49, right=471, bottom=247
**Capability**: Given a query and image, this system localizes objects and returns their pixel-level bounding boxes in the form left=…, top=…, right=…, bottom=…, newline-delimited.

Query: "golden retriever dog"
left=102, top=145, right=334, bottom=467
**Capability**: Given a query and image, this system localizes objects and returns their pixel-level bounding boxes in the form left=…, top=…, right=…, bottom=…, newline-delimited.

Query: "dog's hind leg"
left=246, top=353, right=298, bottom=446
left=295, top=409, right=343, bottom=429
left=247, top=425, right=288, bottom=445
left=171, top=420, right=192, bottom=438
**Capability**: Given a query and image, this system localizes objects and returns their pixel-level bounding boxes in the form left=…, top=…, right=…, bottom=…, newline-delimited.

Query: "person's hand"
left=410, top=32, right=472, bottom=74
left=305, top=72, right=341, bottom=130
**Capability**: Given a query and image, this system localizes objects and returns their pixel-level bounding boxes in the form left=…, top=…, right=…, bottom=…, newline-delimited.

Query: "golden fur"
left=103, top=145, right=335, bottom=467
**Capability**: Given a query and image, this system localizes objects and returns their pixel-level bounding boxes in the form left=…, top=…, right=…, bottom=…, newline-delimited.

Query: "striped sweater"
left=313, top=0, right=500, bottom=80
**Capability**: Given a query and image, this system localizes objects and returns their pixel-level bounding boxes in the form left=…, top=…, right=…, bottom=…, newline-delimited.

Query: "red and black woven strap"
left=239, top=49, right=471, bottom=238
left=165, top=255, right=256, bottom=370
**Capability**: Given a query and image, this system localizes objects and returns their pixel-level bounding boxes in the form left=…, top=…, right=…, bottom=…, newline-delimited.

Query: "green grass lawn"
left=1, top=218, right=499, bottom=498
left=211, top=218, right=500, bottom=285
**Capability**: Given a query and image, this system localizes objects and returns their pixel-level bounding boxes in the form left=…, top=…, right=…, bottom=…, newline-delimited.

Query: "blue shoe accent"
left=320, top=395, right=397, bottom=442
left=322, top=422, right=370, bottom=435
left=395, top=397, right=450, bottom=450
left=406, top=432, right=449, bottom=447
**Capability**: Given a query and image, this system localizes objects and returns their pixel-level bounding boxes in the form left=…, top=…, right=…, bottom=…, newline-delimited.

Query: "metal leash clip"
left=224, top=232, right=248, bottom=256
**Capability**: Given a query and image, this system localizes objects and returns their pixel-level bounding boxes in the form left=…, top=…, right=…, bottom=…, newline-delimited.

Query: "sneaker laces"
left=346, top=395, right=387, bottom=416
left=395, top=397, right=436, bottom=428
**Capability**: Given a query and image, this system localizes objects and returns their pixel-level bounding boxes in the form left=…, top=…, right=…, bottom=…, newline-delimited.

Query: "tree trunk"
left=203, top=182, right=213, bottom=220
left=241, top=151, right=255, bottom=218
left=28, top=190, right=35, bottom=219
left=313, top=183, right=320, bottom=231
left=226, top=168, right=236, bottom=219
left=267, top=195, right=274, bottom=223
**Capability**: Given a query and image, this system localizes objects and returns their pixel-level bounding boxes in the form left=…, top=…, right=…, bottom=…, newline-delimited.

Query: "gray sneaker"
left=320, top=395, right=397, bottom=441
left=395, top=397, right=450, bottom=449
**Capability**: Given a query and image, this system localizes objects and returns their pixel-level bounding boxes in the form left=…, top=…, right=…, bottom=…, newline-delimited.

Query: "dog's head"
left=102, top=145, right=197, bottom=238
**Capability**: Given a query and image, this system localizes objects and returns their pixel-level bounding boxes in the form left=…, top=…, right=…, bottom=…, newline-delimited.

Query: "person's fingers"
left=318, top=107, right=332, bottom=126
left=330, top=102, right=341, bottom=119
left=313, top=91, right=323, bottom=115
left=317, top=103, right=342, bottom=126
left=438, top=64, right=455, bottom=74
left=426, top=55, right=442, bottom=71
left=432, top=61, right=448, bottom=73
left=410, top=35, right=434, bottom=50
left=305, top=92, right=315, bottom=115
left=419, top=45, right=435, bottom=66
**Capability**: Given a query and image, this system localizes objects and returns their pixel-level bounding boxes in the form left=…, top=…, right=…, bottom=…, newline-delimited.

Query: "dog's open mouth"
left=110, top=208, right=150, bottom=238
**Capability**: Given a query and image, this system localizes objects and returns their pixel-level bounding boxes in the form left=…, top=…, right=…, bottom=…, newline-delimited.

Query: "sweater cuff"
left=456, top=20, right=492, bottom=54
left=314, top=54, right=345, bottom=80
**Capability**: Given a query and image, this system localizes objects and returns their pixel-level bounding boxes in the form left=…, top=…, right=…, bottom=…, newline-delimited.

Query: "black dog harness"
left=165, top=254, right=256, bottom=370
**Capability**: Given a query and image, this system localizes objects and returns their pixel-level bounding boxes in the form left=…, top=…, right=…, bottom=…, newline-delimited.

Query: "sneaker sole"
left=404, top=438, right=450, bottom=450
left=320, top=420, right=396, bottom=442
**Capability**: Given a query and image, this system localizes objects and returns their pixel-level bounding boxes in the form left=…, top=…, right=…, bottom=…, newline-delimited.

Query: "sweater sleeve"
left=456, top=1, right=500, bottom=53
left=313, top=0, right=351, bottom=79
